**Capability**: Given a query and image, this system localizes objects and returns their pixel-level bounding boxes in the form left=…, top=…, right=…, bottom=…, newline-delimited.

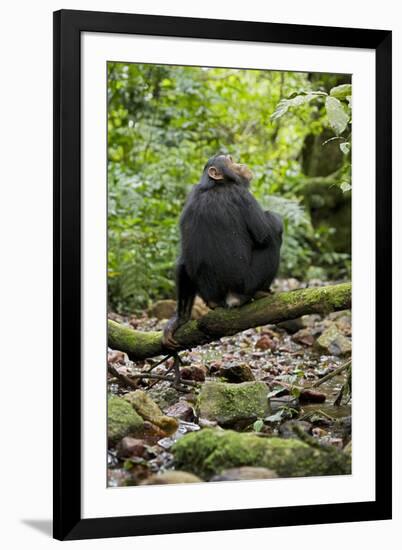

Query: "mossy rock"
left=172, top=428, right=351, bottom=479
left=108, top=395, right=144, bottom=444
left=196, top=382, right=269, bottom=427
left=124, top=390, right=179, bottom=435
left=316, top=324, right=351, bottom=355
left=148, top=386, right=181, bottom=410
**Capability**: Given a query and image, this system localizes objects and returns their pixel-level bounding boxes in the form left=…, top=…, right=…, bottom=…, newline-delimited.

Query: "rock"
left=180, top=365, right=206, bottom=382
left=165, top=400, right=195, bottom=422
left=298, top=388, right=326, bottom=404
left=198, top=418, right=219, bottom=428
left=311, top=427, right=328, bottom=438
left=116, top=437, right=146, bottom=458
left=334, top=312, right=352, bottom=336
left=316, top=324, right=352, bottom=355
left=277, top=318, right=304, bottom=334
left=147, top=300, right=176, bottom=320
left=292, top=328, right=316, bottom=346
left=108, top=395, right=144, bottom=444
left=142, top=421, right=169, bottom=441
left=147, top=297, right=209, bottom=321
left=210, top=466, right=278, bottom=481
left=140, top=471, right=203, bottom=485
left=172, top=428, right=351, bottom=480
left=279, top=420, right=312, bottom=439
left=270, top=395, right=299, bottom=414
left=191, top=297, right=210, bottom=320
left=255, top=335, right=276, bottom=351
left=148, top=386, right=181, bottom=410
left=218, top=363, right=255, bottom=383
left=277, top=314, right=321, bottom=334
left=124, top=390, right=179, bottom=435
left=108, top=350, right=127, bottom=364
left=327, top=309, right=351, bottom=322
left=196, top=381, right=269, bottom=428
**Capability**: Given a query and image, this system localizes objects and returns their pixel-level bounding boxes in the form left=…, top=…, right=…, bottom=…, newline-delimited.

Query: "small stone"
left=316, top=324, right=352, bottom=356
left=147, top=300, right=176, bottom=320
left=210, top=467, right=278, bottom=482
left=312, top=427, right=327, bottom=438
left=292, top=328, right=315, bottom=346
left=191, top=297, right=210, bottom=320
left=277, top=318, right=304, bottom=334
left=198, top=418, right=219, bottom=428
left=108, top=350, right=127, bottom=364
left=218, top=363, right=255, bottom=383
left=142, top=420, right=168, bottom=441
left=116, top=437, right=146, bottom=458
left=140, top=471, right=203, bottom=485
left=147, top=297, right=209, bottom=321
left=180, top=365, right=206, bottom=382
left=165, top=401, right=195, bottom=422
left=148, top=386, right=181, bottom=410
left=255, top=335, right=276, bottom=351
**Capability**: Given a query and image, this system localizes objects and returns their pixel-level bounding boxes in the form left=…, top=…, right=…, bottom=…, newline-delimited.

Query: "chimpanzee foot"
left=162, top=317, right=181, bottom=350
left=162, top=332, right=180, bottom=350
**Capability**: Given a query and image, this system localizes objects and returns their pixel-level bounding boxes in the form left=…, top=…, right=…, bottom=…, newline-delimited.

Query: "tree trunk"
left=108, top=282, right=351, bottom=361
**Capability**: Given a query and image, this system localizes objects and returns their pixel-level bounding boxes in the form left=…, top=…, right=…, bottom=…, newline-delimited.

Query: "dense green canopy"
left=108, top=63, right=351, bottom=312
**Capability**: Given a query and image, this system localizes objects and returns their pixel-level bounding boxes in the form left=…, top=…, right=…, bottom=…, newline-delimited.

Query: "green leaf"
left=253, top=419, right=264, bottom=432
left=325, top=96, right=349, bottom=135
left=340, top=142, right=350, bottom=155
left=271, top=91, right=326, bottom=121
left=265, top=410, right=285, bottom=423
left=340, top=182, right=352, bottom=193
left=330, top=84, right=352, bottom=100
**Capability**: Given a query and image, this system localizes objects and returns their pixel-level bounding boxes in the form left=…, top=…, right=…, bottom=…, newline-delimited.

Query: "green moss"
left=108, top=320, right=161, bottom=359
left=173, top=428, right=351, bottom=479
left=124, top=390, right=179, bottom=435
left=107, top=395, right=144, bottom=444
left=108, top=283, right=351, bottom=360
left=196, top=382, right=269, bottom=427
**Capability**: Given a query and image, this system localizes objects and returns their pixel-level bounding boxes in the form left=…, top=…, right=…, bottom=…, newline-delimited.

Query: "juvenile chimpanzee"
left=163, top=154, right=283, bottom=349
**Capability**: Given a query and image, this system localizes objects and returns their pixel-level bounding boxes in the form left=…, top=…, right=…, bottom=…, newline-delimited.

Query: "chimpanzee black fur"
left=162, top=154, right=283, bottom=348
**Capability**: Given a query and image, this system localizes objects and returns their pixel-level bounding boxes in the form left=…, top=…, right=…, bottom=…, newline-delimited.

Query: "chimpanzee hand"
left=162, top=314, right=182, bottom=349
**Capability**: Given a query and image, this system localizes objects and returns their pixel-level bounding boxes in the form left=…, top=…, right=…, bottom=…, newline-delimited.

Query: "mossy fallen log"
left=108, top=282, right=351, bottom=361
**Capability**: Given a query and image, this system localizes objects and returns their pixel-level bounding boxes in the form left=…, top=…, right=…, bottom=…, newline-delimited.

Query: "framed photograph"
left=53, top=9, right=392, bottom=541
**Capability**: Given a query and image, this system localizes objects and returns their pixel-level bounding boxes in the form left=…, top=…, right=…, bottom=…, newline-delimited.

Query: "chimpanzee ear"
left=207, top=166, right=224, bottom=181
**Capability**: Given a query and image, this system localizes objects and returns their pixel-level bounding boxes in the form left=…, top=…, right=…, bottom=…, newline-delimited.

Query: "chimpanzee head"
left=202, top=154, right=253, bottom=187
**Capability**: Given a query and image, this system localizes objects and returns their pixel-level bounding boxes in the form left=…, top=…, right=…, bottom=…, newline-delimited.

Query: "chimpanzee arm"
left=242, top=194, right=273, bottom=247
left=162, top=261, right=197, bottom=349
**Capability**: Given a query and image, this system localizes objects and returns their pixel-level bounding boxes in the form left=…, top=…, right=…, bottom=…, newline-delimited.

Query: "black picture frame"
left=53, top=9, right=392, bottom=541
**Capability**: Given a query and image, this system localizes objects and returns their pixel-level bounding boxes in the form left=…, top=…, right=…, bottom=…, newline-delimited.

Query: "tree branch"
left=108, top=282, right=351, bottom=361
